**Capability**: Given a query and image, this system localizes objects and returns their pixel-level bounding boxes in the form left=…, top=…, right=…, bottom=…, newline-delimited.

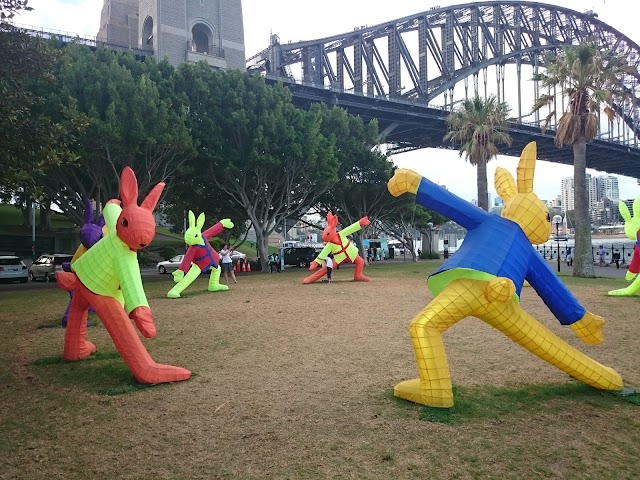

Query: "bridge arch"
left=248, top=1, right=640, bottom=129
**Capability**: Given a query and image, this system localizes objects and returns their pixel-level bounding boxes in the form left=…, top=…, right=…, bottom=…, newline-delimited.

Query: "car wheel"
left=44, top=273, right=51, bottom=283
left=28, top=271, right=35, bottom=282
left=298, top=259, right=309, bottom=268
left=159, top=266, right=166, bottom=274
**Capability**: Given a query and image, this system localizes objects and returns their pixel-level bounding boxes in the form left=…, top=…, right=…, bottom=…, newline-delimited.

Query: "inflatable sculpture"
left=303, top=212, right=370, bottom=284
left=167, top=211, right=233, bottom=298
left=57, top=166, right=191, bottom=384
left=388, top=142, right=623, bottom=408
left=62, top=199, right=105, bottom=326
left=608, top=199, right=640, bottom=296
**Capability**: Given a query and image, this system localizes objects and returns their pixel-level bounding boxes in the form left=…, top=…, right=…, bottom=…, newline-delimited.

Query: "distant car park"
left=29, top=254, right=73, bottom=282
left=157, top=255, right=184, bottom=274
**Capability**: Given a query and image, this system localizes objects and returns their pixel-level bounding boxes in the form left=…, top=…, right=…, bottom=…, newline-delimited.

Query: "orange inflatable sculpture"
left=57, top=167, right=191, bottom=384
left=303, top=212, right=370, bottom=284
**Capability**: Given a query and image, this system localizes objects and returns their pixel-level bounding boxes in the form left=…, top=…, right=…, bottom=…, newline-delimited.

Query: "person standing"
left=566, top=246, right=573, bottom=267
left=597, top=245, right=607, bottom=267
left=325, top=252, right=334, bottom=283
left=220, top=244, right=237, bottom=284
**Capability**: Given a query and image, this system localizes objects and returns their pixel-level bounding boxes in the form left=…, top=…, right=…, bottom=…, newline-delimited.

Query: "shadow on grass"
left=390, top=383, right=639, bottom=424
left=31, top=351, right=161, bottom=396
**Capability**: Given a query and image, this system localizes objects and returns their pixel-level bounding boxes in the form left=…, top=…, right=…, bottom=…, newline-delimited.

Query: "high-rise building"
left=598, top=175, right=619, bottom=201
left=560, top=174, right=599, bottom=213
left=97, top=0, right=246, bottom=69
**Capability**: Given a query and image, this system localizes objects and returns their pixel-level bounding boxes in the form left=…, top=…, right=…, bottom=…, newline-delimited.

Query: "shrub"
left=420, top=250, right=440, bottom=259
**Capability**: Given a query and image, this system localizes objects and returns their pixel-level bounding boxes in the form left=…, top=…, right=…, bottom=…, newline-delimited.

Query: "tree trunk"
left=255, top=229, right=270, bottom=273
left=477, top=160, right=489, bottom=211
left=572, top=137, right=595, bottom=278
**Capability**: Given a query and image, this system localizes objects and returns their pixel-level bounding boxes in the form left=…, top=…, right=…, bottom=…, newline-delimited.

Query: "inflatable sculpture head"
left=322, top=212, right=341, bottom=244
left=115, top=167, right=164, bottom=251
left=184, top=210, right=206, bottom=246
left=619, top=199, right=640, bottom=241
left=495, top=142, right=551, bottom=245
left=80, top=199, right=105, bottom=249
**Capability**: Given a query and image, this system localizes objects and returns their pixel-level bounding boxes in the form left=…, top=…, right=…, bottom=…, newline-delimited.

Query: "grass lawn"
left=1, top=261, right=639, bottom=479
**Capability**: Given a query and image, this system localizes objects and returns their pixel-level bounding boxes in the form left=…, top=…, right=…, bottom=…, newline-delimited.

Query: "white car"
left=0, top=256, right=29, bottom=283
left=230, top=251, right=247, bottom=261
left=156, top=255, right=184, bottom=274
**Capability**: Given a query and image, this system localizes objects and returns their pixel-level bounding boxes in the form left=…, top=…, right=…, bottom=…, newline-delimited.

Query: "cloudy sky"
left=16, top=0, right=640, bottom=202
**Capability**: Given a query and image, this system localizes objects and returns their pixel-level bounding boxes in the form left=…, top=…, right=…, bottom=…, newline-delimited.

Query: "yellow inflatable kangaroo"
left=388, top=142, right=623, bottom=408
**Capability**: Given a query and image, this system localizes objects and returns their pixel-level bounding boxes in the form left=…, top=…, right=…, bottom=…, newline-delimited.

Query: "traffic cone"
left=246, top=259, right=251, bottom=272
left=242, top=258, right=247, bottom=272
left=234, top=261, right=239, bottom=273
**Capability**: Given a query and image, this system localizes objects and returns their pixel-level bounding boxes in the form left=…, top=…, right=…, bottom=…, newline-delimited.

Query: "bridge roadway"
left=267, top=76, right=640, bottom=179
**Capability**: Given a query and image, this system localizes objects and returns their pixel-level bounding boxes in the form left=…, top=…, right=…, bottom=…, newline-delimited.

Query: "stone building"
left=97, top=0, right=245, bottom=70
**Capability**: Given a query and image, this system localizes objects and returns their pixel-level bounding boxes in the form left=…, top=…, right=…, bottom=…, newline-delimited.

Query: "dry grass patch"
left=1, top=262, right=639, bottom=479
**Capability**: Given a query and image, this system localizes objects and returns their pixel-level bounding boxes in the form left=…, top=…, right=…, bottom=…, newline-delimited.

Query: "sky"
left=15, top=0, right=640, bottom=203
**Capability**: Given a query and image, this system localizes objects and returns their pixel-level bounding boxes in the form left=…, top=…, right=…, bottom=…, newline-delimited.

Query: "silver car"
left=29, top=254, right=74, bottom=282
left=157, top=255, right=184, bottom=274
left=0, top=256, right=29, bottom=283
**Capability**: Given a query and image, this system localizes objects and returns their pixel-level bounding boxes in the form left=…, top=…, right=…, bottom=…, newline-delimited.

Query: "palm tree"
left=444, top=95, right=512, bottom=211
left=532, top=41, right=630, bottom=278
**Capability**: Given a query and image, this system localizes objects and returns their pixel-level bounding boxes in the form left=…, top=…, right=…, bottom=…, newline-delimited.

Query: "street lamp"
left=427, top=222, right=434, bottom=259
left=552, top=214, right=563, bottom=273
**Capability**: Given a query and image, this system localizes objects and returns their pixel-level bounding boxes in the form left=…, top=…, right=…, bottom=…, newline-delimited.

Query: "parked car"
left=230, top=251, right=247, bottom=262
left=29, top=253, right=74, bottom=282
left=283, top=247, right=318, bottom=268
left=157, top=255, right=184, bottom=274
left=0, top=256, right=29, bottom=283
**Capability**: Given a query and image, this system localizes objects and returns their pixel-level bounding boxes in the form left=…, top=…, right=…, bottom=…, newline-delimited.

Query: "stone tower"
left=97, top=0, right=246, bottom=70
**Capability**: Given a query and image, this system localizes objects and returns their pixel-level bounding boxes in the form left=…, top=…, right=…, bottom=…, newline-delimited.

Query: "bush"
left=420, top=251, right=440, bottom=259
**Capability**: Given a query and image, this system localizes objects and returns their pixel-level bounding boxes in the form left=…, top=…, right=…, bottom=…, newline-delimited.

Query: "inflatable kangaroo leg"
left=480, top=278, right=623, bottom=391
left=208, top=265, right=228, bottom=292
left=353, top=255, right=369, bottom=282
left=303, top=265, right=328, bottom=284
left=167, top=264, right=202, bottom=298
left=395, top=280, right=475, bottom=407
left=59, top=272, right=96, bottom=361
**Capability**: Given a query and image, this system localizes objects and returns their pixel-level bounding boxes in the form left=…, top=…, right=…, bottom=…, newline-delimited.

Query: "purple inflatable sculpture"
left=61, top=200, right=105, bottom=326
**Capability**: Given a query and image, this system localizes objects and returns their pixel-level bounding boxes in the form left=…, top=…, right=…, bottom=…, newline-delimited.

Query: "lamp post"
left=552, top=214, right=562, bottom=273
left=427, top=222, right=434, bottom=259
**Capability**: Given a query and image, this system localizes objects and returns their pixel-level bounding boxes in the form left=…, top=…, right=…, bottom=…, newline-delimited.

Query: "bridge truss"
left=247, top=1, right=640, bottom=176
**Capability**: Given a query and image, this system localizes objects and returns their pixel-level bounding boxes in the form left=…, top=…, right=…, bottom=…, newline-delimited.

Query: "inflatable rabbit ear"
left=196, top=213, right=205, bottom=230
left=97, top=215, right=105, bottom=228
left=141, top=182, right=165, bottom=212
left=495, top=167, right=517, bottom=202
left=516, top=142, right=536, bottom=194
left=188, top=210, right=196, bottom=228
left=327, top=211, right=338, bottom=228
left=120, top=166, right=139, bottom=207
left=84, top=199, right=94, bottom=225
left=633, top=198, right=640, bottom=220
left=619, top=200, right=631, bottom=222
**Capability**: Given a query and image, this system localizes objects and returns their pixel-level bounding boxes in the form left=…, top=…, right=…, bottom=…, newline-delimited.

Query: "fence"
left=535, top=244, right=634, bottom=264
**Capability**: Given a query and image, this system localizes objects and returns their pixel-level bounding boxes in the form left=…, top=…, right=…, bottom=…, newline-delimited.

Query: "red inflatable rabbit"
left=57, top=167, right=190, bottom=384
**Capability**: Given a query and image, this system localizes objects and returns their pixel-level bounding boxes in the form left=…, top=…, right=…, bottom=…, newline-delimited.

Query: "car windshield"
left=171, top=256, right=183, bottom=262
left=0, top=257, right=21, bottom=265
left=53, top=256, right=73, bottom=265
left=35, top=257, right=50, bottom=264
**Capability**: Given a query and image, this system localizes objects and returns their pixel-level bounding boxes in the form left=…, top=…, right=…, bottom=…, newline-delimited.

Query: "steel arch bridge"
left=247, top=1, right=640, bottom=178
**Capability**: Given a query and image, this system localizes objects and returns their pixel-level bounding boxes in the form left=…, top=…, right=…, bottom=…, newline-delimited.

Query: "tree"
left=174, top=65, right=338, bottom=271
left=532, top=42, right=630, bottom=277
left=34, top=45, right=194, bottom=226
left=313, top=105, right=396, bottom=257
left=444, top=95, right=512, bottom=211
left=378, top=200, right=439, bottom=261
left=0, top=7, right=86, bottom=193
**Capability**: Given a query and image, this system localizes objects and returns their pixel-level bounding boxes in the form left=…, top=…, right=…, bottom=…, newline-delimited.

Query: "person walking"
left=597, top=245, right=607, bottom=267
left=220, top=244, right=237, bottom=284
left=325, top=252, right=334, bottom=283
left=566, top=246, right=573, bottom=267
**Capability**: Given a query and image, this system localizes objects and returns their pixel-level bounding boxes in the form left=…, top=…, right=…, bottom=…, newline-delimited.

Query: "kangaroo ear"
left=188, top=210, right=195, bottom=228
left=633, top=198, right=640, bottom=220
left=141, top=182, right=165, bottom=212
left=84, top=199, right=94, bottom=225
left=196, top=213, right=205, bottom=230
left=495, top=167, right=517, bottom=201
left=328, top=212, right=338, bottom=228
left=516, top=142, right=536, bottom=194
left=120, top=166, right=139, bottom=206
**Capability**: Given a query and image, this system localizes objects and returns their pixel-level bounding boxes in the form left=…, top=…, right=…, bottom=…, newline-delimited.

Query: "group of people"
left=268, top=252, right=281, bottom=273
left=566, top=245, right=621, bottom=269
left=366, top=246, right=383, bottom=262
